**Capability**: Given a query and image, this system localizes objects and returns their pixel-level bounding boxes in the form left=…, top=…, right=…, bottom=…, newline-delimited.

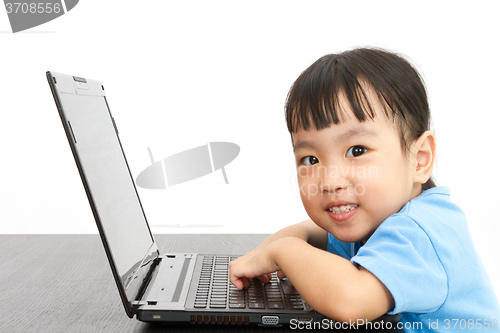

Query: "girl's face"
left=292, top=92, right=422, bottom=243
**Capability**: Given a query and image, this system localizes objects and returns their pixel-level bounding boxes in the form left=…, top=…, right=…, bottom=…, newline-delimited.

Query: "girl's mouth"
left=327, top=204, right=359, bottom=221
left=328, top=204, right=358, bottom=214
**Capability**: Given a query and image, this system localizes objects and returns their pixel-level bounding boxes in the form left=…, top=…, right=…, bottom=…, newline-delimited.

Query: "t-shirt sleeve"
left=351, top=215, right=448, bottom=314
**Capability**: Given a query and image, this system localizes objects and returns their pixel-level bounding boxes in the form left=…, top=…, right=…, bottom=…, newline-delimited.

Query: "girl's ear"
left=413, top=131, right=436, bottom=184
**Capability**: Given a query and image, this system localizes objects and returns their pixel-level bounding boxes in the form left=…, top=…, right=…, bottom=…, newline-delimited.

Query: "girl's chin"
left=327, top=226, right=370, bottom=244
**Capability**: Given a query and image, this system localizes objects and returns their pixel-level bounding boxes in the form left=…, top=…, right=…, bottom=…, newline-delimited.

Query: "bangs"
left=285, top=54, right=392, bottom=133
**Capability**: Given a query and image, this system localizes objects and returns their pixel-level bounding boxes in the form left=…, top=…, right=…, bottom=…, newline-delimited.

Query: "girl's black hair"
left=285, top=47, right=436, bottom=190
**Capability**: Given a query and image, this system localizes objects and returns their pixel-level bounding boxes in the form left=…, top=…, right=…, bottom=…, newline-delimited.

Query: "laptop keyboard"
left=193, top=255, right=312, bottom=311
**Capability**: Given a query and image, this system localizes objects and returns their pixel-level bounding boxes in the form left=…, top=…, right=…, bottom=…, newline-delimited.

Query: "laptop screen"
left=48, top=72, right=156, bottom=291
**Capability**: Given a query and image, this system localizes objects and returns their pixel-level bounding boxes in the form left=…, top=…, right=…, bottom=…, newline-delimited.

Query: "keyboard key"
left=210, top=303, right=227, bottom=308
left=194, top=302, right=207, bottom=308
left=268, top=301, right=285, bottom=309
left=229, top=302, right=246, bottom=309
left=249, top=297, right=265, bottom=303
left=248, top=301, right=266, bottom=309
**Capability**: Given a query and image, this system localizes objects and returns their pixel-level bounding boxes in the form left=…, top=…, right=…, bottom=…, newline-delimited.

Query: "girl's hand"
left=229, top=241, right=282, bottom=289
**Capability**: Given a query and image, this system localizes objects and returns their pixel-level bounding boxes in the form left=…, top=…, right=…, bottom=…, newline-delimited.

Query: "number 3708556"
left=5, top=2, right=62, bottom=14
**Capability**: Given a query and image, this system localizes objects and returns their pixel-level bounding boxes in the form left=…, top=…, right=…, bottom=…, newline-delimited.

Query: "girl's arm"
left=229, top=237, right=394, bottom=322
left=232, top=220, right=327, bottom=285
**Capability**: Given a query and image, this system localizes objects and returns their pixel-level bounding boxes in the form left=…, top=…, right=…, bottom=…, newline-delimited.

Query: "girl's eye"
left=300, top=156, right=319, bottom=165
left=346, top=145, right=367, bottom=158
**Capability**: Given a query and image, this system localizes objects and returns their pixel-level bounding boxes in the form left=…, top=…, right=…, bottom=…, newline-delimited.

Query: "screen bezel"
left=46, top=71, right=159, bottom=318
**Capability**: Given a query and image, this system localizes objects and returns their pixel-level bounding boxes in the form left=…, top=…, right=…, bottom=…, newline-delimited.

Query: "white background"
left=1, top=1, right=498, bottom=297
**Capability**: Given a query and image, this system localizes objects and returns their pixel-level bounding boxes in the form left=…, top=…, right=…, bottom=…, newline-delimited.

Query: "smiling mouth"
left=328, top=204, right=358, bottom=214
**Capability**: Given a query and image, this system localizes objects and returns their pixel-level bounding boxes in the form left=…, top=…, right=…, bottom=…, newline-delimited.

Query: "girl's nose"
left=320, top=165, right=349, bottom=194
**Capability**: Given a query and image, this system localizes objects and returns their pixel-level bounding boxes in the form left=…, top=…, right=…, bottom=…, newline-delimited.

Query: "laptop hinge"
left=134, top=256, right=162, bottom=308
left=132, top=301, right=147, bottom=308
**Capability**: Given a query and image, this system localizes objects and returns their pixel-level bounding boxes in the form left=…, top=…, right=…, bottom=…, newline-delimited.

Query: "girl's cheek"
left=298, top=177, right=321, bottom=204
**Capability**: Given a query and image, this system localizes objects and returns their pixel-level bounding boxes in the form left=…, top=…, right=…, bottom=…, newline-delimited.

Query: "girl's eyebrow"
left=336, top=126, right=378, bottom=143
left=293, top=140, right=316, bottom=153
left=293, top=126, right=378, bottom=153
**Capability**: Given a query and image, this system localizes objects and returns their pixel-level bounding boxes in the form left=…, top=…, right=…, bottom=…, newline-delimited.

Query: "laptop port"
left=261, top=315, right=280, bottom=325
left=296, top=317, right=313, bottom=323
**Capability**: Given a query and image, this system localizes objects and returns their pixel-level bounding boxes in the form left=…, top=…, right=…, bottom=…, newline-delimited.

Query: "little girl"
left=229, top=47, right=499, bottom=331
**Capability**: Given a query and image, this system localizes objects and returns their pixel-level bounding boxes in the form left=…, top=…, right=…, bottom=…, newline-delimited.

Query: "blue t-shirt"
left=327, top=187, right=500, bottom=332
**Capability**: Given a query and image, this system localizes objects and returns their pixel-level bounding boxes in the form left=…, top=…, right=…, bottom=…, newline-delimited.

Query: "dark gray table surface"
left=0, top=234, right=404, bottom=333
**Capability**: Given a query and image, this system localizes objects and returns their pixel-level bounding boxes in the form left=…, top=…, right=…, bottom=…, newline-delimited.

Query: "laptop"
left=46, top=71, right=325, bottom=327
